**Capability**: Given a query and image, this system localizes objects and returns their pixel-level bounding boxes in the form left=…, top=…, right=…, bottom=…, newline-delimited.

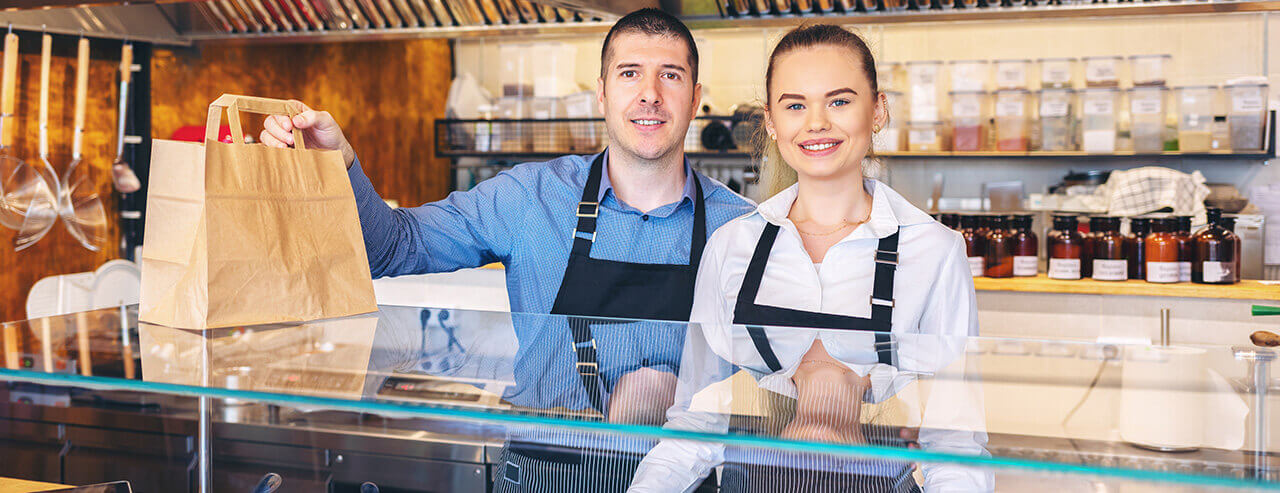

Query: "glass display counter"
left=0, top=304, right=1275, bottom=492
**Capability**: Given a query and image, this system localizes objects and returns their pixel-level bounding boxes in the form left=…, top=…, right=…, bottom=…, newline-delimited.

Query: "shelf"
left=441, top=150, right=754, bottom=160
left=974, top=274, right=1280, bottom=300
left=879, top=150, right=1272, bottom=159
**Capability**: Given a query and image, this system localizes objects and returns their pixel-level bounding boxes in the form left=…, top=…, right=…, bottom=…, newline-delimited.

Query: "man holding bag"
left=261, top=9, right=751, bottom=491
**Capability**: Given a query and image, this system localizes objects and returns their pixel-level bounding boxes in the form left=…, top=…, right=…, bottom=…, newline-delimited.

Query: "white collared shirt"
left=629, top=179, right=989, bottom=492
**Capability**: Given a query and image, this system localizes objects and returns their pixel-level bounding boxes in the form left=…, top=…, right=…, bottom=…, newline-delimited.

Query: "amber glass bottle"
left=984, top=215, right=1014, bottom=278
left=1081, top=216, right=1100, bottom=278
left=1090, top=216, right=1127, bottom=281
left=939, top=213, right=960, bottom=230
left=1009, top=214, right=1039, bottom=276
left=1126, top=217, right=1152, bottom=280
left=1145, top=217, right=1180, bottom=283
left=1192, top=208, right=1241, bottom=284
left=960, top=215, right=986, bottom=278
left=1174, top=216, right=1194, bottom=282
left=1047, top=215, right=1084, bottom=280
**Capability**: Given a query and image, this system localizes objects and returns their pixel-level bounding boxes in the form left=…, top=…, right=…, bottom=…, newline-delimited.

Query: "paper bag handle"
left=206, top=94, right=307, bottom=150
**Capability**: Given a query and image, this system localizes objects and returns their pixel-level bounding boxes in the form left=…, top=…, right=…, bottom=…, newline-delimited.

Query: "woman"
left=628, top=24, right=987, bottom=492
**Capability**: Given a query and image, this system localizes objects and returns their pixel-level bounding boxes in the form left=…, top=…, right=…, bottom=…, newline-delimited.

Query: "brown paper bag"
left=140, top=94, right=377, bottom=330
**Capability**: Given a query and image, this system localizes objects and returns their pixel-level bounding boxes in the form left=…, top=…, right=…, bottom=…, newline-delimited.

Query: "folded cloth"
left=1098, top=166, right=1210, bottom=221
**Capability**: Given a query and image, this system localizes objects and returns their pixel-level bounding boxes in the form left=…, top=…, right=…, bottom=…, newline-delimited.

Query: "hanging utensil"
left=112, top=43, right=139, bottom=194
left=0, top=29, right=29, bottom=230
left=15, top=32, right=61, bottom=251
left=58, top=36, right=108, bottom=252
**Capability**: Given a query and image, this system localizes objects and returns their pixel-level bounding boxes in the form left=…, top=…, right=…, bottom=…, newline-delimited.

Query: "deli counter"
left=0, top=304, right=1276, bottom=492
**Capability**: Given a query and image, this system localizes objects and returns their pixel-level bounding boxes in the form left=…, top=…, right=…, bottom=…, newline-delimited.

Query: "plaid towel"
left=1098, top=166, right=1210, bottom=221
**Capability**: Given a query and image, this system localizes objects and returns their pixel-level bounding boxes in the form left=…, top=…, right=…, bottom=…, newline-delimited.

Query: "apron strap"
left=747, top=326, right=784, bottom=373
left=570, top=153, right=606, bottom=257
left=734, top=223, right=781, bottom=314
left=568, top=317, right=606, bottom=412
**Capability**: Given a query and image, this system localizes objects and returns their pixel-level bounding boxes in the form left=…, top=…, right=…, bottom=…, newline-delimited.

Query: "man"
left=261, top=8, right=752, bottom=492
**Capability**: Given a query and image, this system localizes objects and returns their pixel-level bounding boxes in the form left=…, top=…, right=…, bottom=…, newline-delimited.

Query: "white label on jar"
left=996, top=99, right=1024, bottom=117
left=1092, top=259, right=1128, bottom=281
left=1133, top=57, right=1163, bottom=82
left=1178, top=261, right=1191, bottom=282
left=910, top=103, right=939, bottom=122
left=1013, top=256, right=1038, bottom=276
left=909, top=66, right=937, bottom=86
left=1041, top=100, right=1069, bottom=118
left=1146, top=261, right=1180, bottom=283
left=1084, top=99, right=1114, bottom=116
left=1232, top=90, right=1264, bottom=113
left=1085, top=60, right=1117, bottom=82
left=1043, top=66, right=1071, bottom=84
left=1202, top=261, right=1236, bottom=283
left=968, top=257, right=985, bottom=277
left=953, top=100, right=981, bottom=118
left=996, top=67, right=1025, bottom=88
left=910, top=129, right=937, bottom=146
left=1132, top=97, right=1162, bottom=115
left=1048, top=258, right=1081, bottom=280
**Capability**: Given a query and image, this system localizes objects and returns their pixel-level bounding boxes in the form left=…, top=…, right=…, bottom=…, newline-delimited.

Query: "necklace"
left=793, top=208, right=872, bottom=237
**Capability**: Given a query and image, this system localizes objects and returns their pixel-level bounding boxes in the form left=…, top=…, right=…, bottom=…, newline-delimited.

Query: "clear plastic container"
left=949, top=60, right=989, bottom=92
left=1129, top=87, right=1168, bottom=153
left=498, top=44, right=533, bottom=97
left=1083, top=56, right=1122, bottom=88
left=879, top=90, right=907, bottom=152
left=878, top=62, right=905, bottom=92
left=1226, top=82, right=1269, bottom=151
left=495, top=96, right=531, bottom=152
left=907, top=61, right=944, bottom=122
left=994, top=59, right=1031, bottom=90
left=1039, top=89, right=1075, bottom=151
left=1081, top=88, right=1120, bottom=153
left=530, top=97, right=568, bottom=152
left=530, top=42, right=577, bottom=97
left=949, top=91, right=988, bottom=151
left=1038, top=57, right=1077, bottom=90
left=1211, top=115, right=1231, bottom=151
left=994, top=89, right=1030, bottom=151
left=908, top=120, right=946, bottom=152
left=1128, top=54, right=1172, bottom=88
left=1175, top=85, right=1216, bottom=152
left=561, top=91, right=601, bottom=152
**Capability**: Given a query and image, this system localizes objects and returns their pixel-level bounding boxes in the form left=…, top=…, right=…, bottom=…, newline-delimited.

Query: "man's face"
left=597, top=32, right=701, bottom=163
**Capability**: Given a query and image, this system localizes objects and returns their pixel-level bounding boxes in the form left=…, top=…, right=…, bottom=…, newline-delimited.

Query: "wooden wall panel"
left=0, top=36, right=124, bottom=321
left=150, top=39, right=454, bottom=209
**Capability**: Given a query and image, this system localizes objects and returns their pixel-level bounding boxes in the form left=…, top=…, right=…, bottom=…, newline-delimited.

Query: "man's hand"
left=260, top=100, right=356, bottom=169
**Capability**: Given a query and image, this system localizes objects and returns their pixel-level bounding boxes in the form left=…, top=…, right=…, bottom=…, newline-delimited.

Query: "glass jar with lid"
left=1192, top=208, right=1241, bottom=284
left=950, top=91, right=988, bottom=151
left=1176, top=85, right=1216, bottom=152
left=878, top=62, right=905, bottom=92
left=960, top=214, right=986, bottom=277
left=1128, top=54, right=1172, bottom=87
left=1009, top=214, right=1038, bottom=277
left=1081, top=88, right=1119, bottom=153
left=1226, top=82, right=1268, bottom=151
left=1090, top=216, right=1127, bottom=281
left=1129, top=87, right=1168, bottom=153
left=1145, top=217, right=1180, bottom=283
left=907, top=121, right=946, bottom=152
left=1039, top=89, right=1075, bottom=151
left=995, top=89, right=1031, bottom=151
left=1083, top=56, right=1122, bottom=88
left=1174, top=215, right=1193, bottom=282
left=1125, top=217, right=1151, bottom=280
left=1047, top=214, right=1085, bottom=280
left=984, top=215, right=1014, bottom=278
left=907, top=61, right=944, bottom=123
left=1038, top=57, right=1077, bottom=90
left=949, top=60, right=989, bottom=92
left=994, top=59, right=1031, bottom=90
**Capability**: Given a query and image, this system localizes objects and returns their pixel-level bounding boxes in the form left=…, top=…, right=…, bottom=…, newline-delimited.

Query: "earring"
left=769, top=133, right=776, bottom=140
left=872, top=125, right=881, bottom=133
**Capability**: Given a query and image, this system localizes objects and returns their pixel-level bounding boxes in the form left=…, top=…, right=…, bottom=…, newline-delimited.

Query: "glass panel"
left=0, top=305, right=1275, bottom=491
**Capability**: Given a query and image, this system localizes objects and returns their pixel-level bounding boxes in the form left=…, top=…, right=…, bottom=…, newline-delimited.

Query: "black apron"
left=496, top=151, right=714, bottom=493
left=723, top=222, right=920, bottom=493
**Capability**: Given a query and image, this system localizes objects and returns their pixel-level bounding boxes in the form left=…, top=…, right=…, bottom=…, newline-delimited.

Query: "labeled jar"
left=1047, top=214, right=1084, bottom=280
left=1192, top=208, right=1241, bottom=284
left=994, top=59, right=1031, bottom=90
left=1038, top=57, right=1077, bottom=90
left=1009, top=214, right=1039, bottom=277
left=1126, top=217, right=1151, bottom=280
left=1129, top=87, right=1168, bottom=153
left=1083, top=56, right=1122, bottom=88
left=1082, top=217, right=1098, bottom=278
left=907, top=61, right=944, bottom=122
left=1176, top=85, right=1216, bottom=153
left=1128, top=54, right=1171, bottom=87
left=995, top=89, right=1031, bottom=151
left=950, top=91, right=988, bottom=151
left=1081, top=88, right=1119, bottom=153
left=984, top=215, right=1014, bottom=278
left=1174, top=215, right=1194, bottom=282
left=1145, top=217, right=1180, bottom=283
left=1090, top=216, right=1127, bottom=281
left=1211, top=115, right=1231, bottom=151
left=960, top=214, right=986, bottom=277
left=908, top=120, right=946, bottom=152
left=1039, top=89, right=1076, bottom=151
left=949, top=60, right=989, bottom=92
left=1226, top=82, right=1268, bottom=151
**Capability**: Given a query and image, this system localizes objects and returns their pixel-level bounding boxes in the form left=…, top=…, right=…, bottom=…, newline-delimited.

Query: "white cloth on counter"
left=628, top=180, right=991, bottom=492
left=1099, top=166, right=1210, bottom=221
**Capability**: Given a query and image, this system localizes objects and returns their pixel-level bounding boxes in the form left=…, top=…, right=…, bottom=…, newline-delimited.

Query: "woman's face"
left=765, top=45, right=886, bottom=184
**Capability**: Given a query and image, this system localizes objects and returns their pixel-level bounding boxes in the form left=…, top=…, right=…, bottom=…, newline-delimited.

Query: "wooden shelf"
left=974, top=274, right=1279, bottom=300
left=878, top=150, right=1272, bottom=159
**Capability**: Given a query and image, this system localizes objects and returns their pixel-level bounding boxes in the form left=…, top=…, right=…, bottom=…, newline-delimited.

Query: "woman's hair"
left=758, top=24, right=882, bottom=198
